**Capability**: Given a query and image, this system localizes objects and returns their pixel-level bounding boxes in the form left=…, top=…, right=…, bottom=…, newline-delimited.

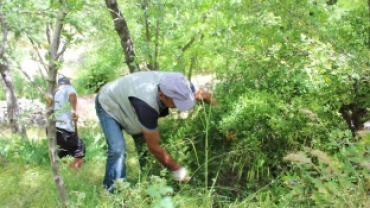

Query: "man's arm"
left=141, top=128, right=180, bottom=171
left=194, top=89, right=217, bottom=105
left=69, top=93, right=78, bottom=121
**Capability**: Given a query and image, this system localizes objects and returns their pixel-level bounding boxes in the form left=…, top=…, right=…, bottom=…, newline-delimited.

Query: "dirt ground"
left=77, top=94, right=98, bottom=122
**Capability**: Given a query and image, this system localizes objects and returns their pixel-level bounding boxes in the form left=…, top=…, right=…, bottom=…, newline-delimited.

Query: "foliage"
left=0, top=135, right=49, bottom=166
left=70, top=2, right=130, bottom=94
left=2, top=0, right=370, bottom=207
left=1, top=127, right=369, bottom=207
left=156, top=0, right=370, bottom=200
left=13, top=72, right=45, bottom=100
left=73, top=41, right=127, bottom=94
left=107, top=177, right=174, bottom=208
left=279, top=139, right=370, bottom=207
left=0, top=126, right=219, bottom=208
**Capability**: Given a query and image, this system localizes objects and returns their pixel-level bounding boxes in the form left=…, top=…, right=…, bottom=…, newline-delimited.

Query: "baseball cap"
left=159, top=73, right=195, bottom=111
left=58, top=77, right=70, bottom=85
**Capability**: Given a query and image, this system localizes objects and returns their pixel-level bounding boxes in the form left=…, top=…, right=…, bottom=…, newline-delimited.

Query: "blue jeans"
left=95, top=95, right=127, bottom=192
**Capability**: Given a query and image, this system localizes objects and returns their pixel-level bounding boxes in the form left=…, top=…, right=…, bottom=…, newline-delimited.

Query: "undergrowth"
left=1, top=119, right=369, bottom=208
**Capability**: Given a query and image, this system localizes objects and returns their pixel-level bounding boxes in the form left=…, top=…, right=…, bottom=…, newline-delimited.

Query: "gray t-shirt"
left=55, top=85, right=77, bottom=132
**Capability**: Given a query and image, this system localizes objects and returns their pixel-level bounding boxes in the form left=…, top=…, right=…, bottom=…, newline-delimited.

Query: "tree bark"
left=153, top=10, right=160, bottom=70
left=187, top=57, right=196, bottom=82
left=338, top=80, right=367, bottom=137
left=0, top=11, right=26, bottom=136
left=139, top=0, right=155, bottom=70
left=177, top=10, right=209, bottom=75
left=339, top=104, right=366, bottom=137
left=368, top=0, right=370, bottom=48
left=105, top=0, right=140, bottom=73
left=44, top=2, right=69, bottom=206
left=327, top=0, right=338, bottom=5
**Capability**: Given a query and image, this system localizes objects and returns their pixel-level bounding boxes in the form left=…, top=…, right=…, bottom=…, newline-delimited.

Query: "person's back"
left=55, top=84, right=77, bottom=132
left=98, top=71, right=167, bottom=134
left=55, top=77, right=85, bottom=169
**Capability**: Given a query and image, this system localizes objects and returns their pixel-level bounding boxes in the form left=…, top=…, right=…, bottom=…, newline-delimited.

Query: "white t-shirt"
left=54, top=85, right=77, bottom=132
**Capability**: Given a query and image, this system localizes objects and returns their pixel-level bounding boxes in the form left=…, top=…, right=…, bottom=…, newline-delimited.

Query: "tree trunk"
left=0, top=11, right=26, bottom=136
left=105, top=0, right=140, bottom=73
left=0, top=66, right=27, bottom=136
left=327, top=0, right=338, bottom=6
left=187, top=56, right=197, bottom=82
left=368, top=0, right=370, bottom=48
left=177, top=10, right=209, bottom=74
left=140, top=0, right=160, bottom=70
left=140, top=0, right=155, bottom=70
left=339, top=104, right=366, bottom=137
left=44, top=2, right=69, bottom=206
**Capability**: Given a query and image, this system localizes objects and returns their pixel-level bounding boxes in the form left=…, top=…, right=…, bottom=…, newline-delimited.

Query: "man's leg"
left=57, top=129, right=84, bottom=168
left=58, top=149, right=69, bottom=159
left=132, top=134, right=148, bottom=170
left=95, top=95, right=127, bottom=192
left=69, top=136, right=85, bottom=169
left=56, top=129, right=70, bottom=159
left=70, top=157, right=83, bottom=168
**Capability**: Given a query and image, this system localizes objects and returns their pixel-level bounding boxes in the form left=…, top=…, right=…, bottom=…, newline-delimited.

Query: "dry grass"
left=283, top=152, right=312, bottom=165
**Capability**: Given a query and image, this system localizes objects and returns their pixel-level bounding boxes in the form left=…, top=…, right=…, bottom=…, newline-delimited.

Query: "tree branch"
left=181, top=10, right=213, bottom=53
left=140, top=0, right=151, bottom=42
left=56, top=42, right=67, bottom=60
left=181, top=36, right=196, bottom=52
left=27, top=35, right=48, bottom=70
left=46, top=24, right=51, bottom=45
left=327, top=0, right=338, bottom=6
left=0, top=13, right=7, bottom=57
left=49, top=10, right=66, bottom=62
left=105, top=0, right=140, bottom=73
left=17, top=64, right=45, bottom=96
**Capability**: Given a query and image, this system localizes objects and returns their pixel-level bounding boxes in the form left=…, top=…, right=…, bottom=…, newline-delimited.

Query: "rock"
left=364, top=121, right=370, bottom=130
left=0, top=98, right=46, bottom=126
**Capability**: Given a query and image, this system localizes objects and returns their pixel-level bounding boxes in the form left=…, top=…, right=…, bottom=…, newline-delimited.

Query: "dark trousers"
left=56, top=128, right=85, bottom=158
left=132, top=134, right=148, bottom=169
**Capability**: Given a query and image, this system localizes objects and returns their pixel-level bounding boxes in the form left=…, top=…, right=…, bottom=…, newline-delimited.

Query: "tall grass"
left=1, top=122, right=370, bottom=207
left=200, top=103, right=212, bottom=190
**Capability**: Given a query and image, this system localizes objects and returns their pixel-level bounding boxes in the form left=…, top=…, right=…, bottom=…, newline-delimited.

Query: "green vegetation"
left=1, top=0, right=370, bottom=207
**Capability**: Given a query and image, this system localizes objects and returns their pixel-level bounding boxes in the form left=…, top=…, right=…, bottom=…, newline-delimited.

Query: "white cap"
left=159, top=73, right=195, bottom=111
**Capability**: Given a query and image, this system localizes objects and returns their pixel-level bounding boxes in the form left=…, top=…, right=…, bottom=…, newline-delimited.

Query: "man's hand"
left=71, top=112, right=79, bottom=121
left=172, top=166, right=191, bottom=182
left=194, top=89, right=217, bottom=105
left=142, top=128, right=181, bottom=171
left=69, top=93, right=78, bottom=121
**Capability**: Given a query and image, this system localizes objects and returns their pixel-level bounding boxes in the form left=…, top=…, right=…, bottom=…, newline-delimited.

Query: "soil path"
left=77, top=95, right=98, bottom=123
